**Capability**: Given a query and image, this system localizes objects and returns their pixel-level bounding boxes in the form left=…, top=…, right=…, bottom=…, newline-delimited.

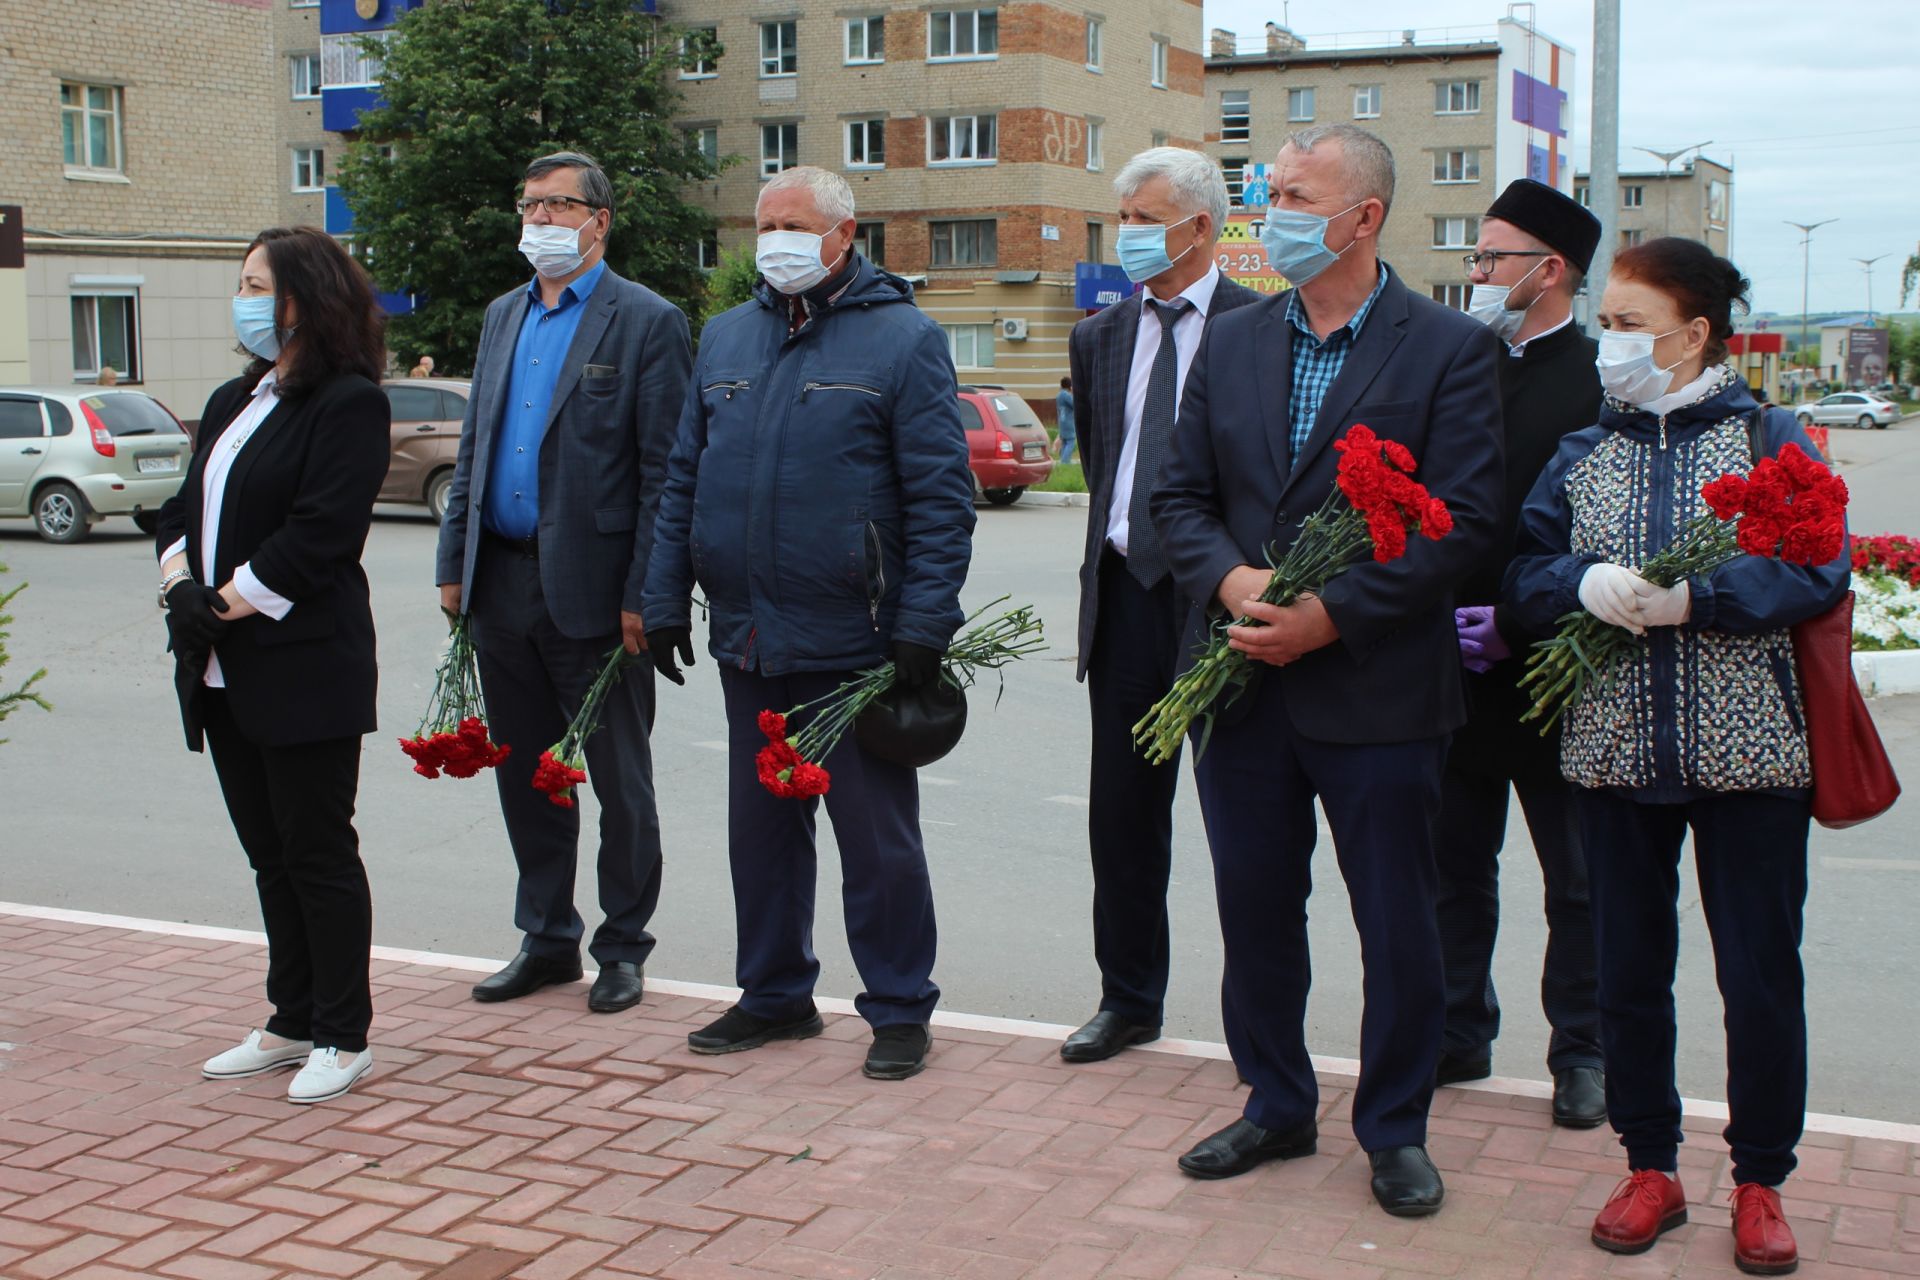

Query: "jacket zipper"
left=864, top=521, right=885, bottom=630
left=704, top=379, right=752, bottom=399
left=1657, top=412, right=1669, bottom=451
left=1644, top=436, right=1680, bottom=790
left=739, top=625, right=756, bottom=670
left=803, top=381, right=882, bottom=398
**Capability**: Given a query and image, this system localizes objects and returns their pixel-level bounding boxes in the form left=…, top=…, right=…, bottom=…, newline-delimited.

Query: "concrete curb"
left=1007, top=490, right=1088, bottom=508
left=1855, top=647, right=1920, bottom=697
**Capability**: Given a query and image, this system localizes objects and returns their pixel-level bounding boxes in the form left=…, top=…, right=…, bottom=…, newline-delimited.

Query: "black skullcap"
left=1485, top=179, right=1601, bottom=275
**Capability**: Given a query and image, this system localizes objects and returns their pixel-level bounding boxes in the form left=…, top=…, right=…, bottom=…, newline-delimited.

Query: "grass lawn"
left=1034, top=461, right=1086, bottom=493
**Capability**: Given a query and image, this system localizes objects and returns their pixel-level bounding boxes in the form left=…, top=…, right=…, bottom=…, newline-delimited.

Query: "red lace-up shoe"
left=1591, top=1169, right=1689, bottom=1254
left=1731, top=1183, right=1799, bottom=1275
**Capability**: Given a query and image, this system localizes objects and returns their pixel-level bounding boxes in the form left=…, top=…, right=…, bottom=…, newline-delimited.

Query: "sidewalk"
left=2, top=906, right=1916, bottom=1280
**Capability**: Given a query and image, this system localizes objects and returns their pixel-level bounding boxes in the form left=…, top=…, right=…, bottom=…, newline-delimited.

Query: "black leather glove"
left=648, top=626, right=694, bottom=686
left=166, top=582, right=231, bottom=652
left=891, top=640, right=943, bottom=688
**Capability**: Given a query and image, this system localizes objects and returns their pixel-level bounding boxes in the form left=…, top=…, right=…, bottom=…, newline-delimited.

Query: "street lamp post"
left=1635, top=140, right=1712, bottom=235
left=1853, top=254, right=1889, bottom=323
left=1785, top=218, right=1836, bottom=369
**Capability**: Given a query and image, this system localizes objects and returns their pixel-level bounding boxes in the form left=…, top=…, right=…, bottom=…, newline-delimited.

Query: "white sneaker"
left=287, top=1047, right=373, bottom=1104
left=202, top=1029, right=314, bottom=1080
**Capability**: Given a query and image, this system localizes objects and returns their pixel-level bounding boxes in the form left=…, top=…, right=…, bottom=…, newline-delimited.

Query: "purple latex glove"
left=1454, top=605, right=1511, bottom=674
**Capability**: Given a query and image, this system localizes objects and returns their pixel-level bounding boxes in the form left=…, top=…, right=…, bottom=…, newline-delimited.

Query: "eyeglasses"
left=1461, top=249, right=1551, bottom=275
left=515, top=195, right=602, bottom=217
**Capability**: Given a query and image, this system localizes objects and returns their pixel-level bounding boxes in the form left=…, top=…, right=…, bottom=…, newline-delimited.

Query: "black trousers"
left=1580, top=788, right=1809, bottom=1187
left=203, top=689, right=372, bottom=1052
left=469, top=542, right=663, bottom=967
left=1084, top=549, right=1185, bottom=1027
left=1434, top=762, right=1602, bottom=1071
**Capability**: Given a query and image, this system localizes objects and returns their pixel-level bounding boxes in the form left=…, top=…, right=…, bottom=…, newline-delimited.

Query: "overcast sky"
left=1202, top=0, right=1918, bottom=317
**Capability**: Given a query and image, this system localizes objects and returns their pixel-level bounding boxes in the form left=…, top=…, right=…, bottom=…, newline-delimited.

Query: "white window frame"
left=1085, top=18, right=1103, bottom=70
left=291, top=147, right=325, bottom=192
left=320, top=30, right=387, bottom=88
left=1623, top=185, right=1645, bottom=209
left=927, top=113, right=996, bottom=166
left=60, top=82, right=123, bottom=175
left=759, top=20, right=798, bottom=78
left=760, top=122, right=798, bottom=177
left=1085, top=119, right=1103, bottom=172
left=845, top=118, right=886, bottom=169
left=1621, top=229, right=1644, bottom=248
left=845, top=15, right=885, bottom=64
left=679, top=27, right=718, bottom=79
left=1287, top=86, right=1315, bottom=122
left=930, top=219, right=997, bottom=268
left=697, top=235, right=720, bottom=272
left=1220, top=89, right=1250, bottom=142
left=70, top=291, right=140, bottom=381
left=290, top=0, right=319, bottom=8
left=854, top=220, right=887, bottom=265
left=1149, top=36, right=1169, bottom=88
left=1433, top=149, right=1481, bottom=184
left=290, top=53, right=321, bottom=100
left=1353, top=84, right=1382, bottom=118
left=1431, top=284, right=1469, bottom=310
left=940, top=322, right=996, bottom=368
left=1222, top=158, right=1248, bottom=206
left=687, top=125, right=719, bottom=166
left=1432, top=216, right=1479, bottom=249
left=1576, top=185, right=1591, bottom=207
left=1435, top=79, right=1481, bottom=114
left=928, top=8, right=999, bottom=61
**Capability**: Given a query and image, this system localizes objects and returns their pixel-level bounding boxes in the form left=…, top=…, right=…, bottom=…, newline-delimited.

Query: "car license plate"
left=137, top=456, right=179, bottom=474
left=1022, top=444, right=1043, bottom=461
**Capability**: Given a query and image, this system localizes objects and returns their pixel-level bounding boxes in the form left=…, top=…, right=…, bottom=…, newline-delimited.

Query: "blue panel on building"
left=319, top=0, right=423, bottom=35
left=322, top=85, right=381, bottom=133
left=324, top=187, right=355, bottom=236
left=1075, top=261, right=1139, bottom=310
left=1510, top=70, right=1568, bottom=138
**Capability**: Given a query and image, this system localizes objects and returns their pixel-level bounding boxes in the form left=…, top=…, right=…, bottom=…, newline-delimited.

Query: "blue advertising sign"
left=1075, top=261, right=1139, bottom=310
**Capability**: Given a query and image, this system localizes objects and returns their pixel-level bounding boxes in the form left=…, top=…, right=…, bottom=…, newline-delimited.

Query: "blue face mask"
left=1115, top=213, right=1200, bottom=284
left=232, top=294, right=283, bottom=361
left=1258, top=200, right=1366, bottom=287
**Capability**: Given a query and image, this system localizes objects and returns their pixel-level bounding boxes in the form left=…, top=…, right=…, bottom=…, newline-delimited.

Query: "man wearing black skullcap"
left=1433, top=178, right=1607, bottom=1128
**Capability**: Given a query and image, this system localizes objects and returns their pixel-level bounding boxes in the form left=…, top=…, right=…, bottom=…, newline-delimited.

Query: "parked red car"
left=957, top=384, right=1053, bottom=506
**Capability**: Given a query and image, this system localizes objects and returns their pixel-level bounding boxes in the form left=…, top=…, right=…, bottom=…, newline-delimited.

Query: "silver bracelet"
left=158, top=567, right=192, bottom=608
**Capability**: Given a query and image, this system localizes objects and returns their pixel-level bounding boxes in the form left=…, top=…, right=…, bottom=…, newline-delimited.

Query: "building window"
left=930, top=219, right=997, bottom=266
left=854, top=220, right=887, bottom=265
left=1287, top=87, right=1315, bottom=122
left=940, top=322, right=996, bottom=368
left=290, top=54, right=321, bottom=100
left=1576, top=185, right=1591, bottom=207
left=1433, top=149, right=1481, bottom=183
left=760, top=21, right=798, bottom=77
left=929, top=9, right=998, bottom=60
left=928, top=113, right=996, bottom=164
left=60, top=82, right=122, bottom=174
left=1623, top=185, right=1645, bottom=209
left=697, top=234, right=720, bottom=272
left=321, top=31, right=387, bottom=88
left=1431, top=284, right=1469, bottom=310
left=1432, top=217, right=1479, bottom=248
left=1353, top=84, right=1382, bottom=118
left=1621, top=229, right=1644, bottom=247
left=1086, top=120, right=1103, bottom=171
left=290, top=0, right=318, bottom=8
left=1151, top=129, right=1168, bottom=147
left=1149, top=37, right=1169, bottom=87
left=71, top=293, right=139, bottom=381
left=1220, top=89, right=1250, bottom=142
left=846, top=15, right=885, bottom=63
left=680, top=27, right=718, bottom=78
left=1085, top=18, right=1103, bottom=69
left=292, top=148, right=324, bottom=192
left=687, top=125, right=719, bottom=166
left=1435, top=79, right=1481, bottom=114
left=1222, top=158, right=1248, bottom=205
left=760, top=122, right=798, bottom=176
left=846, top=118, right=886, bottom=168
left=1086, top=221, right=1104, bottom=262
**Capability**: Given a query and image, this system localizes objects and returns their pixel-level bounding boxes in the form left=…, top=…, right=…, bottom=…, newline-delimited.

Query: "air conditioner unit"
left=1000, top=317, right=1029, bottom=340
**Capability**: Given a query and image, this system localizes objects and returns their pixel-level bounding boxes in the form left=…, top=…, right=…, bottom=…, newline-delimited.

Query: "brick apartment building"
left=1575, top=155, right=1733, bottom=256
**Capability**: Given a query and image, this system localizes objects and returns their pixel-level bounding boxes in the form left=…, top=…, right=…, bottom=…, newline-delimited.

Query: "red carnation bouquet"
left=399, top=615, right=510, bottom=779
left=532, top=648, right=640, bottom=807
left=1132, top=424, right=1454, bottom=764
left=1519, top=441, right=1848, bottom=731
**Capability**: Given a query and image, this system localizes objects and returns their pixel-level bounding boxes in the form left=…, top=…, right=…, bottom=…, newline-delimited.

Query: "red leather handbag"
left=1791, top=592, right=1901, bottom=828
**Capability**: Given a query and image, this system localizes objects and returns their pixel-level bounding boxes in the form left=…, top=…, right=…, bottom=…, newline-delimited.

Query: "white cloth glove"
left=1632, top=575, right=1691, bottom=628
left=1578, top=563, right=1647, bottom=634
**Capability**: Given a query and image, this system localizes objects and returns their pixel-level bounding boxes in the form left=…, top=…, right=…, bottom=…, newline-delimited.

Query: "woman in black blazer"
left=155, top=226, right=391, bottom=1104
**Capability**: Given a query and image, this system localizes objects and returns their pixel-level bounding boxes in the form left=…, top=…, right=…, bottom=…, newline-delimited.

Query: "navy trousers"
left=1434, top=764, right=1601, bottom=1071
left=718, top=665, right=938, bottom=1029
left=1084, top=549, right=1185, bottom=1027
left=469, top=542, right=663, bottom=967
left=1580, top=788, right=1809, bottom=1187
left=1192, top=674, right=1448, bottom=1151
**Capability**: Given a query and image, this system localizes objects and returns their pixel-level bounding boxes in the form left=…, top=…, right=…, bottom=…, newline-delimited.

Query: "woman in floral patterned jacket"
left=1504, top=237, right=1848, bottom=1278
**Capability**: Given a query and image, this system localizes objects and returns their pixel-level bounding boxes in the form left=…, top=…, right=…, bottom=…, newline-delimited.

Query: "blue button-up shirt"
left=1285, top=263, right=1388, bottom=462
left=483, top=259, right=607, bottom=539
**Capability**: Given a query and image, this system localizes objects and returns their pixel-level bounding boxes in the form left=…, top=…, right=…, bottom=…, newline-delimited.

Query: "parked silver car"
left=1791, top=392, right=1902, bottom=430
left=0, top=388, right=192, bottom=542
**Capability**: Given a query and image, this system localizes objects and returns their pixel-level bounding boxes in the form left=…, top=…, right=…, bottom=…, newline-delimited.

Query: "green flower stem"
left=415, top=614, right=486, bottom=736
left=556, top=648, right=638, bottom=762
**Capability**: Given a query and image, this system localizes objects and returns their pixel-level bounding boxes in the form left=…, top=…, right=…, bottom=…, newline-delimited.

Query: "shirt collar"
left=250, top=369, right=279, bottom=399
left=525, top=257, right=608, bottom=311
left=1285, top=262, right=1388, bottom=345
left=1509, top=312, right=1572, bottom=357
left=1143, top=265, right=1223, bottom=320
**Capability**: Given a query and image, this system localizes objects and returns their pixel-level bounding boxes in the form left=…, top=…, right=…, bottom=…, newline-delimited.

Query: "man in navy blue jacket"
left=641, top=167, right=975, bottom=1082
left=1151, top=125, right=1503, bottom=1215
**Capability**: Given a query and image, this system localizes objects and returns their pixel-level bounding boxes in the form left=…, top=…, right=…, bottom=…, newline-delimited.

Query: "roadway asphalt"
left=1, top=421, right=1916, bottom=1120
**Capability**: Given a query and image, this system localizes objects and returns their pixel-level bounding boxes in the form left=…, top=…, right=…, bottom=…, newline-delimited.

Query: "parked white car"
left=1791, top=392, right=1902, bottom=430
left=0, top=388, right=192, bottom=542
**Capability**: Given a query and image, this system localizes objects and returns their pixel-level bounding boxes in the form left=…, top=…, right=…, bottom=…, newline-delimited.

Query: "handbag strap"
left=1746, top=406, right=1766, bottom=464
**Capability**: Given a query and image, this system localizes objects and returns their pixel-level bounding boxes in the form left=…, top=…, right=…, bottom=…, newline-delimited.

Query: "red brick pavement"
left=3, top=908, right=1917, bottom=1280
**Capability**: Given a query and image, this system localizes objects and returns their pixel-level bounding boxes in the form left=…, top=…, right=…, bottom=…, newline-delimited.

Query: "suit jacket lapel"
left=543, top=279, right=618, bottom=434
left=215, top=394, right=295, bottom=582
left=1097, top=295, right=1141, bottom=497
left=1279, top=273, right=1410, bottom=502
left=468, top=288, right=529, bottom=506
left=1253, top=300, right=1294, bottom=483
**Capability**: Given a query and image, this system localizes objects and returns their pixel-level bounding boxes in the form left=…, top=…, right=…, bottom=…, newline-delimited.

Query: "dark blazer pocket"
left=252, top=607, right=336, bottom=648
left=580, top=374, right=621, bottom=398
left=594, top=505, right=638, bottom=534
left=1350, top=399, right=1420, bottom=419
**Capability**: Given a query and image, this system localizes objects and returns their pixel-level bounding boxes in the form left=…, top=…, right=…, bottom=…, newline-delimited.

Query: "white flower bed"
left=1853, top=571, right=1920, bottom=651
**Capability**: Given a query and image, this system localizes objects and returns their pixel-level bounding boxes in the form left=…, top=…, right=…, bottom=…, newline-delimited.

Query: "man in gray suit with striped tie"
left=1060, top=148, right=1263, bottom=1064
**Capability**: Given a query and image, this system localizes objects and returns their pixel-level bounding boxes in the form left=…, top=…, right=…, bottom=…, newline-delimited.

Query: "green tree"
left=700, top=243, right=761, bottom=329
left=336, top=0, right=723, bottom=374
left=1901, top=252, right=1918, bottom=309
left=0, top=563, right=50, bottom=744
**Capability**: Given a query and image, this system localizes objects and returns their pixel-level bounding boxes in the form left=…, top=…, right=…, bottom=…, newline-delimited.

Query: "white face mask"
left=518, top=220, right=597, bottom=279
left=1467, top=259, right=1547, bottom=342
left=1595, top=327, right=1685, bottom=406
left=756, top=229, right=844, bottom=295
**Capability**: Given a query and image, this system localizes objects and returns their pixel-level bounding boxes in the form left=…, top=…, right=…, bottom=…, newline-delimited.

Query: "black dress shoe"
left=1435, top=1050, right=1492, bottom=1086
left=1177, top=1117, right=1317, bottom=1179
left=687, top=1003, right=825, bottom=1054
left=1060, top=1012, right=1159, bottom=1063
left=1552, top=1066, right=1607, bottom=1129
left=1369, top=1146, right=1444, bottom=1216
left=587, top=962, right=645, bottom=1013
left=863, top=1024, right=931, bottom=1080
left=471, top=952, right=582, bottom=1003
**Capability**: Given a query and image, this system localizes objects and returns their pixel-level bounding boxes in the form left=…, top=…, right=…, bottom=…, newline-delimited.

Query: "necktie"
left=1126, top=298, right=1188, bottom=588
